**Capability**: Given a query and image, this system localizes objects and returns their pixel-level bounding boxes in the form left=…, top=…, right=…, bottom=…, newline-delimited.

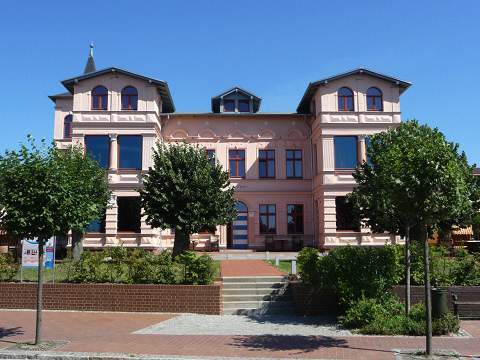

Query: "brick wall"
left=0, top=282, right=222, bottom=315
left=290, top=281, right=338, bottom=315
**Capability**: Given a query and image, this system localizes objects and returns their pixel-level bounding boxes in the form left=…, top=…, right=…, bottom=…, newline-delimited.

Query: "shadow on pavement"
left=230, top=334, right=348, bottom=353
left=243, top=314, right=340, bottom=328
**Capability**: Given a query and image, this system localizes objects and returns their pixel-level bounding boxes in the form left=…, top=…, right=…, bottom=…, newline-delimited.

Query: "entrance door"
left=231, top=202, right=248, bottom=249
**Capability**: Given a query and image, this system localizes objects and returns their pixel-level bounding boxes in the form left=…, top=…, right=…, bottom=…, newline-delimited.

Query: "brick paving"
left=220, top=260, right=285, bottom=277
left=1, top=310, right=480, bottom=359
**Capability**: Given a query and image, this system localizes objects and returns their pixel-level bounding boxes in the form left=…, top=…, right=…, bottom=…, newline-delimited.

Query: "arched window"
left=91, top=86, right=108, bottom=110
left=236, top=201, right=248, bottom=213
left=366, top=87, right=383, bottom=111
left=63, top=114, right=73, bottom=139
left=338, top=87, right=354, bottom=111
left=121, top=86, right=138, bottom=110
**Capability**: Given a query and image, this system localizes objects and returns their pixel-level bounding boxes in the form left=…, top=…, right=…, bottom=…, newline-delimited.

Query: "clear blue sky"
left=1, top=1, right=479, bottom=164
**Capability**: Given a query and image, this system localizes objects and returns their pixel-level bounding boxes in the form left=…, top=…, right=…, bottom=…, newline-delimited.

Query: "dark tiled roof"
left=60, top=67, right=175, bottom=113
left=296, top=68, right=412, bottom=114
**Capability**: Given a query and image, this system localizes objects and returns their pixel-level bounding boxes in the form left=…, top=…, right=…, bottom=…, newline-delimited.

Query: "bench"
left=452, top=293, right=480, bottom=319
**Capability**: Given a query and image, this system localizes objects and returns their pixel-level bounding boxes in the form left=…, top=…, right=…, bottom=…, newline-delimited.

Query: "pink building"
left=50, top=48, right=411, bottom=250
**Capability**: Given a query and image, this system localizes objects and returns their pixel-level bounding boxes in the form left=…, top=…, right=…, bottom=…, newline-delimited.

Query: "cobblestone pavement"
left=220, top=260, right=285, bottom=277
left=134, top=314, right=352, bottom=336
left=1, top=310, right=480, bottom=359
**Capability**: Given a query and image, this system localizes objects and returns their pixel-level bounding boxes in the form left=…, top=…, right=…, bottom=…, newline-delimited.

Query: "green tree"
left=0, top=137, right=110, bottom=344
left=349, top=120, right=479, bottom=355
left=140, top=142, right=236, bottom=257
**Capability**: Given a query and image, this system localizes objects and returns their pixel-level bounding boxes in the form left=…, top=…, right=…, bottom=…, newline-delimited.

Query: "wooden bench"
left=452, top=293, right=480, bottom=319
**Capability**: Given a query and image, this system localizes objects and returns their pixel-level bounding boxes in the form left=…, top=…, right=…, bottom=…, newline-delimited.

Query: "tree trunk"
left=423, top=226, right=433, bottom=356
left=172, top=231, right=190, bottom=257
left=34, top=239, right=45, bottom=345
left=71, top=231, right=84, bottom=261
left=405, top=225, right=411, bottom=315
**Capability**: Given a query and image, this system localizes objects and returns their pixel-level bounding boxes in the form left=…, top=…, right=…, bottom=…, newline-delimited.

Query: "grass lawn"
left=266, top=259, right=292, bottom=274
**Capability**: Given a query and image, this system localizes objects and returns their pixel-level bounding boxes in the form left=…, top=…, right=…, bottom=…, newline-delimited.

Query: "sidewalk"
left=1, top=310, right=480, bottom=359
left=220, top=259, right=285, bottom=277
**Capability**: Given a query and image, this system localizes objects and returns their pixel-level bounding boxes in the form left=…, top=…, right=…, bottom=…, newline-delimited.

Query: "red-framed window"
left=286, top=149, right=303, bottom=178
left=259, top=149, right=275, bottom=178
left=338, top=87, right=354, bottom=111
left=229, top=149, right=245, bottom=178
left=91, top=86, right=108, bottom=110
left=287, top=204, right=304, bottom=234
left=121, top=86, right=138, bottom=110
left=366, top=87, right=383, bottom=111
left=259, top=204, right=276, bottom=234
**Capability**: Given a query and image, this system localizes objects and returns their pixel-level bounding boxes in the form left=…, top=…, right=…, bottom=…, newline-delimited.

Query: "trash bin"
left=431, top=287, right=448, bottom=319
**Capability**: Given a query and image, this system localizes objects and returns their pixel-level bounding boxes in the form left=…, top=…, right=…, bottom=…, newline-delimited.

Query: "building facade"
left=50, top=50, right=411, bottom=250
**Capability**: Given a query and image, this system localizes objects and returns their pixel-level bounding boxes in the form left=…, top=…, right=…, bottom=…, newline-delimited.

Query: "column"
left=358, top=135, right=367, bottom=164
left=109, top=134, right=118, bottom=170
left=105, top=194, right=118, bottom=245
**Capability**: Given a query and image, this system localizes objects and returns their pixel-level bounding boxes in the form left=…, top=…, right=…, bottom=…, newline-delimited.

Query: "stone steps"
left=221, top=275, right=294, bottom=315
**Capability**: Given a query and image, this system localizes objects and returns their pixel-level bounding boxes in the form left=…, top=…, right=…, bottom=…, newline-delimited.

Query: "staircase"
left=222, top=275, right=295, bottom=315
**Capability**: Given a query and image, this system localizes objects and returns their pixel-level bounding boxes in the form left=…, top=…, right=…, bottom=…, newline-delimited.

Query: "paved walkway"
left=1, top=310, right=480, bottom=359
left=220, top=260, right=285, bottom=277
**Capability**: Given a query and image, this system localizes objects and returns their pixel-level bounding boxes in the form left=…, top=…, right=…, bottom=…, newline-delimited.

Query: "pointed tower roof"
left=83, top=43, right=96, bottom=74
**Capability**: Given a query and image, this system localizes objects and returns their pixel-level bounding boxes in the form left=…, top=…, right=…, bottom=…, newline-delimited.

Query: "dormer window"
left=211, top=86, right=261, bottom=113
left=238, top=100, right=250, bottom=112
left=223, top=100, right=235, bottom=112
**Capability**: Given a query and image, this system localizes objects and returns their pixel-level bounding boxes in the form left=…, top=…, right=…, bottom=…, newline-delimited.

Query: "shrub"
left=298, top=246, right=402, bottom=306
left=63, top=248, right=179, bottom=284
left=341, top=297, right=459, bottom=336
left=0, top=253, right=18, bottom=282
left=297, top=247, right=321, bottom=285
left=176, top=251, right=216, bottom=285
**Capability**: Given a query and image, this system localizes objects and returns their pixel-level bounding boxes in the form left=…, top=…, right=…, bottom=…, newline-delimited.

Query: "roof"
left=296, top=68, right=412, bottom=114
left=48, top=92, right=73, bottom=101
left=211, top=86, right=261, bottom=113
left=58, top=67, right=175, bottom=113
left=473, top=168, right=480, bottom=176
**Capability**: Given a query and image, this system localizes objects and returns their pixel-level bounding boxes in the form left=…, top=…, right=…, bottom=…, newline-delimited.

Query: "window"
left=206, top=149, right=216, bottom=166
left=91, top=86, right=108, bottom=110
left=286, top=150, right=303, bottom=178
left=223, top=100, right=235, bottom=112
left=334, top=136, right=358, bottom=169
left=365, top=136, right=372, bottom=165
left=121, top=86, right=138, bottom=110
left=85, top=135, right=110, bottom=169
left=63, top=115, right=73, bottom=139
left=338, top=87, right=354, bottom=111
left=366, top=87, right=383, bottom=111
left=86, top=215, right=106, bottom=233
left=259, top=204, right=276, bottom=234
left=336, top=196, right=359, bottom=231
left=238, top=100, right=250, bottom=112
left=229, top=149, right=245, bottom=178
left=118, top=135, right=142, bottom=170
left=313, top=143, right=318, bottom=174
left=287, top=204, right=304, bottom=234
left=259, top=150, right=275, bottom=178
left=117, top=197, right=141, bottom=233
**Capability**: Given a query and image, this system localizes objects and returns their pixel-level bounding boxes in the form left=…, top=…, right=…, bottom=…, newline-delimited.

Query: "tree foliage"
left=140, top=142, right=236, bottom=256
left=0, top=137, right=110, bottom=240
left=349, top=120, right=480, bottom=235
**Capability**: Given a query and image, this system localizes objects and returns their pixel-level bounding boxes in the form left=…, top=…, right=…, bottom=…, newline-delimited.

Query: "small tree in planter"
left=0, top=137, right=110, bottom=344
left=349, top=120, right=479, bottom=355
left=140, top=143, right=236, bottom=257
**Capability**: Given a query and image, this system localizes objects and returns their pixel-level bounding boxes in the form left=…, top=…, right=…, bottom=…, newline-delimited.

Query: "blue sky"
left=0, top=1, right=479, bottom=164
